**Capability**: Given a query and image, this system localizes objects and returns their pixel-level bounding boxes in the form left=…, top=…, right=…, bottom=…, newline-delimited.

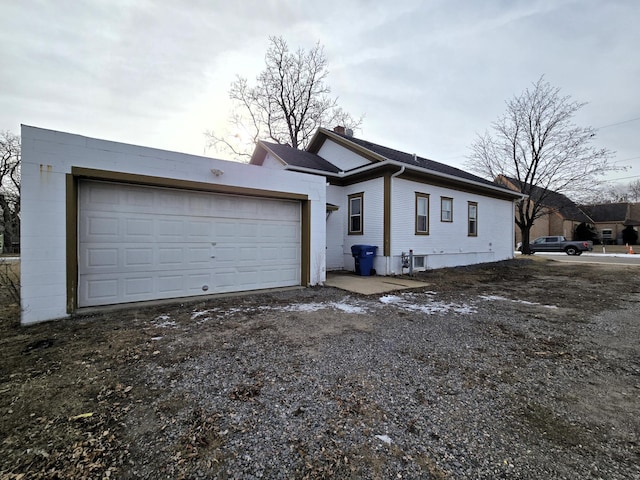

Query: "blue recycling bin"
left=351, top=245, right=378, bottom=276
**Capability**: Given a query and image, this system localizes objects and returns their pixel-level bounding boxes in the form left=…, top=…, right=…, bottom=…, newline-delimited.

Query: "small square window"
left=413, top=256, right=425, bottom=268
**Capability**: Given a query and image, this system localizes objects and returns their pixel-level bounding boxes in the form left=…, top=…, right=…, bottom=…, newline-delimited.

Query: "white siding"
left=388, top=178, right=514, bottom=274
left=317, top=139, right=370, bottom=172
left=21, top=126, right=326, bottom=324
left=326, top=185, right=345, bottom=270
left=342, top=179, right=385, bottom=272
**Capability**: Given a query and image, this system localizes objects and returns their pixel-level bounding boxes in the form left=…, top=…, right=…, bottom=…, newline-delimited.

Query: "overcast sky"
left=2, top=0, right=638, bottom=184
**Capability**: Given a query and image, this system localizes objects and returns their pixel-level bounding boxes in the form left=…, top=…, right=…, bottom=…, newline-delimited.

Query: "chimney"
left=333, top=125, right=346, bottom=135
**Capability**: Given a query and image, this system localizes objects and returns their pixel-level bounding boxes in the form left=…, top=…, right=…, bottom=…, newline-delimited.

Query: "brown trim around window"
left=468, top=201, right=478, bottom=236
left=348, top=192, right=364, bottom=235
left=415, top=192, right=429, bottom=235
left=441, top=196, right=453, bottom=222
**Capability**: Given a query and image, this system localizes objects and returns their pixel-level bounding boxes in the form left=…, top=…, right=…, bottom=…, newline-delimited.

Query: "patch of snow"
left=154, top=314, right=177, bottom=328
left=375, top=434, right=392, bottom=444
left=329, top=302, right=367, bottom=314
left=154, top=320, right=177, bottom=328
left=150, top=336, right=163, bottom=341
left=380, top=292, right=476, bottom=315
left=258, top=298, right=369, bottom=314
left=281, top=303, right=327, bottom=312
left=379, top=295, right=402, bottom=304
left=402, top=301, right=477, bottom=315
left=191, top=310, right=211, bottom=319
left=479, top=295, right=508, bottom=302
left=478, top=295, right=558, bottom=309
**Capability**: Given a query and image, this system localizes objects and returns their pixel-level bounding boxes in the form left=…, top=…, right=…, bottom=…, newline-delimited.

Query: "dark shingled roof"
left=261, top=141, right=340, bottom=174
left=331, top=131, right=500, bottom=188
left=499, top=177, right=592, bottom=223
left=580, top=203, right=628, bottom=222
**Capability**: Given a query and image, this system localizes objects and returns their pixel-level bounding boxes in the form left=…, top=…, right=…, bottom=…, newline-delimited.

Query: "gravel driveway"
left=1, top=258, right=639, bottom=479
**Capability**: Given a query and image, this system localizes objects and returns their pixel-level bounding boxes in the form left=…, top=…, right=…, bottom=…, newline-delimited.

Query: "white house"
left=20, top=124, right=521, bottom=325
left=20, top=126, right=327, bottom=325
left=250, top=127, right=522, bottom=275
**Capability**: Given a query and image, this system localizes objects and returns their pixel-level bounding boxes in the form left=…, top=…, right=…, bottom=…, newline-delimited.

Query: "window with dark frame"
left=468, top=201, right=478, bottom=236
left=348, top=193, right=363, bottom=234
left=415, top=193, right=429, bottom=234
left=441, top=197, right=453, bottom=222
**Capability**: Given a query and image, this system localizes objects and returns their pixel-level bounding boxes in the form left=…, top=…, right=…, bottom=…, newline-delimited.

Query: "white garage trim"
left=67, top=168, right=311, bottom=311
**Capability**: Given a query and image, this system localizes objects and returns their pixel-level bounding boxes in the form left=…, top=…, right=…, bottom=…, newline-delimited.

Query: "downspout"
left=387, top=165, right=405, bottom=275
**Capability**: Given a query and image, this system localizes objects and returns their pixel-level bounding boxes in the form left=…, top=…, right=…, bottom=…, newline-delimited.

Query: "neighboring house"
left=251, top=127, right=523, bottom=275
left=496, top=175, right=593, bottom=243
left=580, top=203, right=640, bottom=244
left=20, top=126, right=326, bottom=324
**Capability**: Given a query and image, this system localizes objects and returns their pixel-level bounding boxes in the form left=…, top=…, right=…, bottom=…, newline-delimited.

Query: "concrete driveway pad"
left=325, top=272, right=430, bottom=295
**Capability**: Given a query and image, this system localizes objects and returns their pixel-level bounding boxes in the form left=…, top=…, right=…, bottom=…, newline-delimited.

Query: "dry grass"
left=0, top=259, right=20, bottom=325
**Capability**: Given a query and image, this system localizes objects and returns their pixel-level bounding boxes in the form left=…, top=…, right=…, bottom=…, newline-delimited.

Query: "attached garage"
left=78, top=180, right=302, bottom=307
left=20, top=125, right=326, bottom=324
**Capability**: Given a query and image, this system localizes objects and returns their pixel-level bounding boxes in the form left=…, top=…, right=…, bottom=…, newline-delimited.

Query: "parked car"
left=517, top=236, right=593, bottom=256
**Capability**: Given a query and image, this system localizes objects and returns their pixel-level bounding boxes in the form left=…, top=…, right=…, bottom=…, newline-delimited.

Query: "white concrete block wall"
left=21, top=126, right=326, bottom=324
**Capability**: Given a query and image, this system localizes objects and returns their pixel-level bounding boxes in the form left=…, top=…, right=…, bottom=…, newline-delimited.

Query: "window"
left=441, top=197, right=453, bottom=222
left=413, top=256, right=425, bottom=268
left=348, top=193, right=363, bottom=234
left=468, top=202, right=478, bottom=236
left=415, top=193, right=429, bottom=234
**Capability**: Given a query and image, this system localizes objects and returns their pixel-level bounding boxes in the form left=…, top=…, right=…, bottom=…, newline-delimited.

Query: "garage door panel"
left=85, top=278, right=118, bottom=302
left=157, top=275, right=184, bottom=293
left=157, top=220, right=184, bottom=239
left=79, top=181, right=301, bottom=307
left=125, top=218, right=154, bottom=239
left=86, top=248, right=119, bottom=268
left=280, top=246, right=299, bottom=261
left=260, top=246, right=278, bottom=261
left=124, top=277, right=154, bottom=296
left=158, top=248, right=184, bottom=265
left=125, top=248, right=154, bottom=267
left=84, top=216, right=119, bottom=239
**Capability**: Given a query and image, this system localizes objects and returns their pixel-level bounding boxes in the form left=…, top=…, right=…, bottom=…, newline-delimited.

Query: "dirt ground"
left=1, top=257, right=639, bottom=479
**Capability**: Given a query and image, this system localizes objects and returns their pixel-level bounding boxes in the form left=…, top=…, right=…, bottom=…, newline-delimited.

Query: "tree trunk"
left=520, top=225, right=533, bottom=255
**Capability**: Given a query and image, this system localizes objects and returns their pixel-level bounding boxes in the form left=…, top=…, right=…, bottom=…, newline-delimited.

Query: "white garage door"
left=78, top=180, right=301, bottom=307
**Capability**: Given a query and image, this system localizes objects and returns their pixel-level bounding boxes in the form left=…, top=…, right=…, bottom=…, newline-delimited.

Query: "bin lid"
left=351, top=244, right=377, bottom=254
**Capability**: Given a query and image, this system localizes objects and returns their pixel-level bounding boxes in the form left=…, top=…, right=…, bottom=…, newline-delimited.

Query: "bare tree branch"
left=0, top=131, right=21, bottom=253
left=205, top=36, right=362, bottom=161
left=467, top=77, right=618, bottom=253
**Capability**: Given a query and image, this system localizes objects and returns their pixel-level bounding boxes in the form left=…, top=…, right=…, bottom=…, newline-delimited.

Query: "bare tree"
left=206, top=36, right=361, bottom=161
left=628, top=180, right=640, bottom=202
left=467, top=77, right=616, bottom=254
left=0, top=131, right=20, bottom=254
